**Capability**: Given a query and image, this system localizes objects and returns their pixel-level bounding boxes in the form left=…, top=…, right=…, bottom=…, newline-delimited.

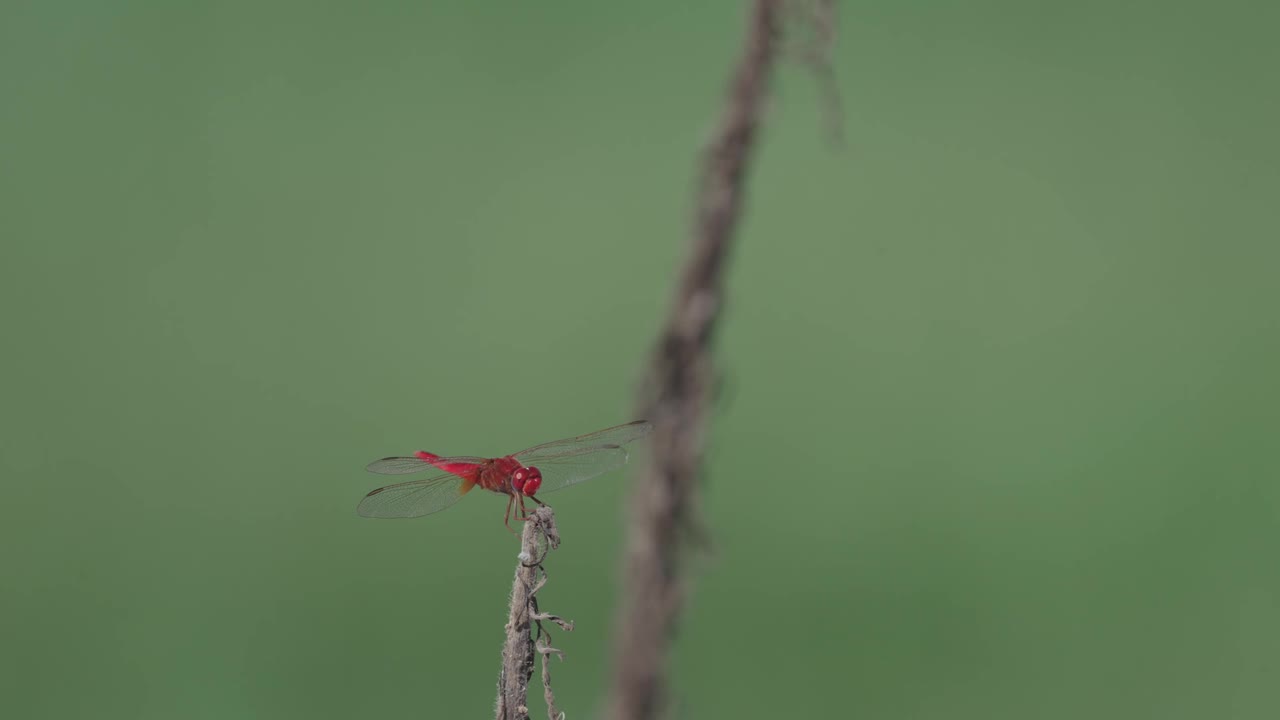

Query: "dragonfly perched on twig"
left=360, top=421, right=652, bottom=531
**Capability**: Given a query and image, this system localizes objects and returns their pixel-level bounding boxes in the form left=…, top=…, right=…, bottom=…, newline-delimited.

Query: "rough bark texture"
left=607, top=2, right=787, bottom=719
left=496, top=507, right=571, bottom=720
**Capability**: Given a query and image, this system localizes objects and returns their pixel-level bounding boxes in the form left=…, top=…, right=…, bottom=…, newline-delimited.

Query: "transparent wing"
left=528, top=445, right=631, bottom=495
left=357, top=473, right=472, bottom=518
left=365, top=455, right=487, bottom=475
left=514, top=420, right=652, bottom=462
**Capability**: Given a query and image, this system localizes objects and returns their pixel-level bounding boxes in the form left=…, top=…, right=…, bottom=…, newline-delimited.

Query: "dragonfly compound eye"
left=511, top=469, right=527, bottom=492
left=523, top=467, right=542, bottom=495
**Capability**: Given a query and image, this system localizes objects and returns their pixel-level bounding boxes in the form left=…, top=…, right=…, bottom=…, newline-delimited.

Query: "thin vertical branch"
left=496, top=507, right=573, bottom=720
left=608, top=1, right=788, bottom=718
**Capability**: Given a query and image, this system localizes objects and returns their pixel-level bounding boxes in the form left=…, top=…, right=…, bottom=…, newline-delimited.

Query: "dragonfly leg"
left=516, top=493, right=530, bottom=520
left=527, top=494, right=545, bottom=507
left=503, top=495, right=518, bottom=535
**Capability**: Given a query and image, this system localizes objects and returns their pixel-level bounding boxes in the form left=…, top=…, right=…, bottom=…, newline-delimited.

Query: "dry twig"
left=607, top=1, right=791, bottom=718
left=496, top=506, right=573, bottom=720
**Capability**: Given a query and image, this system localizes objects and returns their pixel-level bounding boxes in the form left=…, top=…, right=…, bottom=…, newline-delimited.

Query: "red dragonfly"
left=359, top=420, right=652, bottom=530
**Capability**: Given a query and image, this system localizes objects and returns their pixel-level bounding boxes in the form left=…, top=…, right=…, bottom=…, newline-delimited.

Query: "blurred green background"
left=3, top=1, right=1278, bottom=718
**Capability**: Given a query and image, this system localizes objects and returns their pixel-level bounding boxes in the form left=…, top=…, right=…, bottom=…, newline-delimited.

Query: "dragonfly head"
left=512, top=465, right=543, bottom=495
